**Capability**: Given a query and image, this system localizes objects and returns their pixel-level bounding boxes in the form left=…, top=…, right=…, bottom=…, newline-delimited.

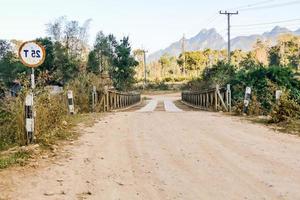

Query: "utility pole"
left=219, top=10, right=238, bottom=64
left=142, top=50, right=148, bottom=86
left=181, top=34, right=186, bottom=76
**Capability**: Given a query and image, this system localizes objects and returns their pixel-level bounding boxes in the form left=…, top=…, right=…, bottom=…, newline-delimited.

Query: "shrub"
left=67, top=73, right=108, bottom=113
left=163, top=77, right=173, bottom=82
left=186, top=64, right=300, bottom=117
left=35, top=90, right=69, bottom=144
left=230, top=66, right=300, bottom=114
left=0, top=94, right=26, bottom=150
left=146, top=81, right=169, bottom=90
left=271, top=92, right=300, bottom=123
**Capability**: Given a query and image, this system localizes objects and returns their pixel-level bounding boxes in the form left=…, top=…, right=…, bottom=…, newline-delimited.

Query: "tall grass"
left=0, top=93, right=26, bottom=150
left=0, top=73, right=108, bottom=151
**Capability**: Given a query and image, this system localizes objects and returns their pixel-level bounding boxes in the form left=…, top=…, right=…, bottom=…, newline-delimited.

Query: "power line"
left=232, top=18, right=300, bottom=27
left=231, top=25, right=300, bottom=32
left=204, top=14, right=221, bottom=27
left=239, top=0, right=300, bottom=11
left=230, top=0, right=278, bottom=10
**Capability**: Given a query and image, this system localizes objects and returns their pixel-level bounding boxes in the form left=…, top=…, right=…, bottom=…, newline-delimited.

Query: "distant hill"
left=148, top=26, right=300, bottom=62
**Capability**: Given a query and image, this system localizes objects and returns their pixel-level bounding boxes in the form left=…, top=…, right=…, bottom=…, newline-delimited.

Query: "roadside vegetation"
left=182, top=35, right=300, bottom=134
left=0, top=17, right=138, bottom=168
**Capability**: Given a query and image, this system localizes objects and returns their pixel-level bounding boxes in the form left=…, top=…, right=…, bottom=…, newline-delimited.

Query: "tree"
left=231, top=49, right=246, bottom=67
left=35, top=37, right=55, bottom=84
left=0, top=40, right=11, bottom=59
left=133, top=49, right=146, bottom=80
left=202, top=61, right=236, bottom=86
left=0, top=51, right=27, bottom=86
left=269, top=45, right=281, bottom=66
left=110, top=37, right=138, bottom=90
left=47, top=17, right=91, bottom=60
left=252, top=39, right=269, bottom=66
left=52, top=42, right=79, bottom=84
left=240, top=52, right=261, bottom=70
left=269, top=34, right=300, bottom=69
left=87, top=32, right=116, bottom=74
left=0, top=40, right=27, bottom=86
left=45, top=17, right=93, bottom=84
left=159, top=54, right=171, bottom=77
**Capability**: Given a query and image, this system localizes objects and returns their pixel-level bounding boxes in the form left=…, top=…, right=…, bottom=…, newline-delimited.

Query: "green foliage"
left=147, top=81, right=169, bottom=90
left=110, top=37, right=138, bottom=91
left=0, top=151, right=30, bottom=169
left=0, top=94, right=26, bottom=150
left=269, top=46, right=281, bottom=66
left=87, top=32, right=138, bottom=91
left=271, top=92, right=300, bottom=123
left=0, top=40, right=11, bottom=59
left=268, top=35, right=300, bottom=69
left=35, top=38, right=55, bottom=73
left=230, top=66, right=300, bottom=114
left=34, top=91, right=69, bottom=144
left=239, top=52, right=261, bottom=70
left=202, top=61, right=236, bottom=87
left=87, top=50, right=100, bottom=74
left=0, top=51, right=28, bottom=87
left=67, top=73, right=108, bottom=113
left=87, top=32, right=116, bottom=74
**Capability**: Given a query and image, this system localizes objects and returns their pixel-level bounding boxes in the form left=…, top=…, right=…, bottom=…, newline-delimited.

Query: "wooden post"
left=114, top=93, right=117, bottom=109
left=215, top=85, right=219, bottom=111
left=229, top=88, right=232, bottom=112
left=106, top=91, right=110, bottom=111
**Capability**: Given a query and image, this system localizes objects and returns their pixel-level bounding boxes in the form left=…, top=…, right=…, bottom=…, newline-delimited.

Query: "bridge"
left=1, top=92, right=300, bottom=199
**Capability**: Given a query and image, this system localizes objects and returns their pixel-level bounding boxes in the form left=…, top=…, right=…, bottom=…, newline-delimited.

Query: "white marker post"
left=92, top=86, right=97, bottom=112
left=243, top=87, right=251, bottom=114
left=276, top=90, right=282, bottom=103
left=67, top=90, right=75, bottom=115
left=19, top=41, right=46, bottom=144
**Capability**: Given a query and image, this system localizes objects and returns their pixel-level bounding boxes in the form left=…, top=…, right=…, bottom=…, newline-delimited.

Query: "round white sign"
left=19, top=41, right=46, bottom=68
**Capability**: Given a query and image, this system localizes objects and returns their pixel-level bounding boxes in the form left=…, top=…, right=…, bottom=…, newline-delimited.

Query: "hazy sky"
left=0, top=0, right=299, bottom=53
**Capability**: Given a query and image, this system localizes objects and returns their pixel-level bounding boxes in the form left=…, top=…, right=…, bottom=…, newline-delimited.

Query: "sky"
left=0, top=0, right=299, bottom=53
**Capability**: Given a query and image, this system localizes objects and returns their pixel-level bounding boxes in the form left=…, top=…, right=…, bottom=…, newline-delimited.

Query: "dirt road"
left=1, top=93, right=300, bottom=200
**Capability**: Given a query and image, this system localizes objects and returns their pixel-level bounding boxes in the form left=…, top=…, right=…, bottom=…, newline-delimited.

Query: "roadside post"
left=276, top=90, right=282, bottom=103
left=67, top=90, right=75, bottom=114
left=226, top=84, right=232, bottom=112
left=243, top=87, right=251, bottom=115
left=19, top=41, right=46, bottom=144
left=92, top=86, right=97, bottom=112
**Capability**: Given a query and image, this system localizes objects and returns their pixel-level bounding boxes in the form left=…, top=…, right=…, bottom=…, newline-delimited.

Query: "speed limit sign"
left=19, top=41, right=46, bottom=144
left=18, top=41, right=46, bottom=68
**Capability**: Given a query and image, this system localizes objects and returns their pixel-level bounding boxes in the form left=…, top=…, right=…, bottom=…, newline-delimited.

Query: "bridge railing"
left=181, top=84, right=231, bottom=112
left=101, top=90, right=141, bottom=111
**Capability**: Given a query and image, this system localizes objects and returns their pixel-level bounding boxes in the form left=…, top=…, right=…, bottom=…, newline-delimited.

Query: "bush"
left=186, top=64, right=300, bottom=117
left=67, top=73, right=108, bottom=113
left=0, top=94, right=26, bottom=150
left=146, top=81, right=169, bottom=90
left=271, top=92, right=300, bottom=123
left=0, top=88, right=71, bottom=150
left=35, top=90, right=69, bottom=144
left=0, top=72, right=111, bottom=151
left=230, top=66, right=300, bottom=114
left=163, top=77, right=173, bottom=82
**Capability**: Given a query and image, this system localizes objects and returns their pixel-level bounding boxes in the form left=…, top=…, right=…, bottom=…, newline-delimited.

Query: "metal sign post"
left=19, top=41, right=46, bottom=144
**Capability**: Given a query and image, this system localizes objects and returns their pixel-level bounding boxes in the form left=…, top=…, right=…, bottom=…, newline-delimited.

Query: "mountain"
left=294, top=28, right=300, bottom=35
left=148, top=26, right=300, bottom=62
left=148, top=28, right=225, bottom=62
left=263, top=26, right=292, bottom=37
